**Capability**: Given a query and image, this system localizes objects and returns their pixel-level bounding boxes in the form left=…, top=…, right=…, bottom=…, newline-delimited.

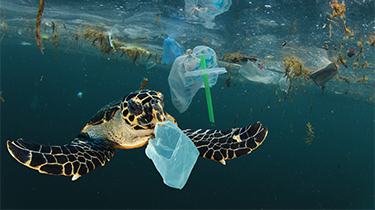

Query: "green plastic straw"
left=200, top=55, right=215, bottom=123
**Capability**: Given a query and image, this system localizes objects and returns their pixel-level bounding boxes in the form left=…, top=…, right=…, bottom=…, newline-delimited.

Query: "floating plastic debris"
left=310, top=63, right=338, bottom=86
left=30, top=95, right=38, bottom=110
left=146, top=61, right=156, bottom=69
left=168, top=46, right=222, bottom=113
left=185, top=0, right=232, bottom=28
left=77, top=92, right=83, bottom=99
left=278, top=76, right=289, bottom=92
left=347, top=48, right=356, bottom=58
left=161, top=37, right=183, bottom=64
left=145, top=121, right=199, bottom=190
left=184, top=67, right=226, bottom=77
left=239, top=60, right=279, bottom=85
left=20, top=42, right=31, bottom=46
left=107, top=34, right=114, bottom=49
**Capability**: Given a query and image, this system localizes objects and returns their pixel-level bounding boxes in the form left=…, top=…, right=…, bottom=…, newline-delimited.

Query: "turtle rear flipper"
left=7, top=136, right=115, bottom=181
left=183, top=121, right=267, bottom=165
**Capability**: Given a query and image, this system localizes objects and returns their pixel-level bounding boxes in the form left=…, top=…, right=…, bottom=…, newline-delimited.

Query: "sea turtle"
left=7, top=89, right=268, bottom=181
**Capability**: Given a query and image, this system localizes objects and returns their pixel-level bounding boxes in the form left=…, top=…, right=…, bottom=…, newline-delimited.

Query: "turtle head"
left=121, top=90, right=167, bottom=130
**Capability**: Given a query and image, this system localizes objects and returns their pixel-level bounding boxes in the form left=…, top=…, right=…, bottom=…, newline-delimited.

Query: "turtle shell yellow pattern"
left=7, top=89, right=268, bottom=181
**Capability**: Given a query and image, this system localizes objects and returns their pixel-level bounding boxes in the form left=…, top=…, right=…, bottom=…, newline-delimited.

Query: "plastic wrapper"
left=168, top=46, right=223, bottom=113
left=145, top=121, right=199, bottom=190
left=278, top=76, right=289, bottom=92
left=310, top=63, right=338, bottom=86
left=161, top=37, right=184, bottom=64
left=239, top=60, right=279, bottom=85
left=185, top=0, right=232, bottom=28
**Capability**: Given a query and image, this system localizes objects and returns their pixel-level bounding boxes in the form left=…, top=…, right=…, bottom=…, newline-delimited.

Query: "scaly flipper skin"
left=183, top=121, right=267, bottom=165
left=6, top=134, right=115, bottom=181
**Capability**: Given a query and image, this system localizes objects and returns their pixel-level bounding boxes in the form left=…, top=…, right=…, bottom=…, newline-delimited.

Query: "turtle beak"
left=150, top=101, right=167, bottom=123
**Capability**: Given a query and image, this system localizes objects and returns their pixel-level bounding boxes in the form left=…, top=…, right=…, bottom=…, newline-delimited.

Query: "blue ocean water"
left=1, top=0, right=374, bottom=209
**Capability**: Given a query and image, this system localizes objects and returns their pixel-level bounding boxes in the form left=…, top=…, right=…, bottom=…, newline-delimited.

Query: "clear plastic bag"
left=168, top=46, right=222, bottom=113
left=145, top=121, right=199, bottom=190
left=161, top=37, right=184, bottom=64
left=278, top=76, right=289, bottom=92
left=239, top=60, right=279, bottom=85
left=185, top=0, right=232, bottom=28
left=310, top=62, right=338, bottom=86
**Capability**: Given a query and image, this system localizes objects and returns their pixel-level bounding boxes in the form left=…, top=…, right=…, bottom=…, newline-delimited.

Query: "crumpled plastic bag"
left=168, top=46, right=221, bottom=113
left=162, top=37, right=184, bottom=64
left=239, top=60, right=279, bottom=85
left=310, top=62, right=338, bottom=86
left=145, top=121, right=199, bottom=190
left=278, top=76, right=289, bottom=92
left=185, top=0, right=232, bottom=28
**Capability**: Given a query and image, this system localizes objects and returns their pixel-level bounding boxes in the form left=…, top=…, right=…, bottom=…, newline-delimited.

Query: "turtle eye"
left=150, top=98, right=164, bottom=108
left=127, top=99, right=143, bottom=115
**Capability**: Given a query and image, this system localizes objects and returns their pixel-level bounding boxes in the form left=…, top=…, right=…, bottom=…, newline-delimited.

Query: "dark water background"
left=1, top=39, right=374, bottom=209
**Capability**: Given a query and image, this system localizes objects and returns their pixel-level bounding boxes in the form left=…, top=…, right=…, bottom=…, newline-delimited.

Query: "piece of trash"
left=185, top=0, right=232, bottom=28
left=198, top=55, right=222, bottom=123
left=20, top=41, right=31, bottom=46
left=239, top=60, right=279, bottom=85
left=184, top=67, right=226, bottom=77
left=107, top=34, right=114, bottom=49
left=310, top=63, right=338, bottom=86
left=347, top=48, right=356, bottom=58
left=30, top=95, right=38, bottom=110
left=278, top=76, right=289, bottom=92
left=168, top=46, right=224, bottom=113
left=161, top=37, right=183, bottom=64
left=145, top=121, right=199, bottom=190
left=77, top=92, right=83, bottom=99
left=146, top=61, right=156, bottom=69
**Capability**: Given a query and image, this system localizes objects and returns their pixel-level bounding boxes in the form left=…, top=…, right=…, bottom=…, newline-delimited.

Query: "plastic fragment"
left=310, top=63, right=338, bottom=86
left=145, top=121, right=199, bottom=190
left=239, top=61, right=279, bottom=85
left=168, top=46, right=225, bottom=113
left=161, top=37, right=183, bottom=64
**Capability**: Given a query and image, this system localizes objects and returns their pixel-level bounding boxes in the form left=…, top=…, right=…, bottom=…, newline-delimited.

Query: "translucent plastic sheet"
left=185, top=0, right=232, bottom=28
left=239, top=60, right=280, bottom=85
left=278, top=76, right=289, bottom=92
left=310, top=63, right=338, bottom=86
left=168, top=46, right=221, bottom=113
left=161, top=37, right=184, bottom=64
left=145, top=121, right=199, bottom=190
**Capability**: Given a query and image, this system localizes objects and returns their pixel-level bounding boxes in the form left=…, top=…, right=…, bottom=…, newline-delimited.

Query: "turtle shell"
left=85, top=100, right=121, bottom=127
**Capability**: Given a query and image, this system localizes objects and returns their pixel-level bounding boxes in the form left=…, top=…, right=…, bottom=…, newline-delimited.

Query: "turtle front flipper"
left=6, top=135, right=115, bottom=181
left=183, top=121, right=268, bottom=165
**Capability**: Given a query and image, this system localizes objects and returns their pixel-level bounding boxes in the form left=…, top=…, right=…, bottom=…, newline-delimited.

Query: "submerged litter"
left=30, top=95, right=38, bottom=110
left=161, top=37, right=183, bottom=64
left=20, top=41, right=31, bottom=46
left=185, top=0, right=232, bottom=28
left=168, top=46, right=225, bottom=113
left=197, top=55, right=224, bottom=123
left=239, top=60, right=279, bottom=85
left=107, top=34, right=114, bottom=49
left=310, top=62, right=338, bottom=86
left=184, top=67, right=226, bottom=77
left=145, top=121, right=199, bottom=190
left=77, top=92, right=83, bottom=99
left=278, top=76, right=289, bottom=92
